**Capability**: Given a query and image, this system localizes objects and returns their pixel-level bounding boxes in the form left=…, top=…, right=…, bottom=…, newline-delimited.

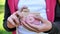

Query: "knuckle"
left=11, top=15, right=16, bottom=19
left=7, top=17, right=11, bottom=21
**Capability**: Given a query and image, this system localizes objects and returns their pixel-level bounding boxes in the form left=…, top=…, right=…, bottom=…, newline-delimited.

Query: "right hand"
left=7, top=7, right=28, bottom=29
left=7, top=11, right=23, bottom=29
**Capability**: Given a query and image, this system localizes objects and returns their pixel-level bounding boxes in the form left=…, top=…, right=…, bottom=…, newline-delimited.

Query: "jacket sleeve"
left=44, top=21, right=60, bottom=34
left=3, top=0, right=16, bottom=32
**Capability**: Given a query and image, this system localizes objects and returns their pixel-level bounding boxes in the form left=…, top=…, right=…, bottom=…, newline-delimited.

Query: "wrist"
left=44, top=23, right=53, bottom=33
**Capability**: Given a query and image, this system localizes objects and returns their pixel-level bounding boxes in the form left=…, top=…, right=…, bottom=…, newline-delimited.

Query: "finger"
left=7, top=17, right=16, bottom=26
left=12, top=15, right=20, bottom=25
left=22, top=9, right=29, bottom=13
left=16, top=11, right=24, bottom=19
left=26, top=22, right=46, bottom=32
left=40, top=18, right=51, bottom=25
left=20, top=6, right=28, bottom=12
left=33, top=16, right=51, bottom=25
left=33, top=15, right=41, bottom=21
left=25, top=21, right=42, bottom=30
left=21, top=21, right=39, bottom=32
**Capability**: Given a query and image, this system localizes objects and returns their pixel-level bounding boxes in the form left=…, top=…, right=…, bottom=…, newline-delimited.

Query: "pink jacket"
left=8, top=0, right=56, bottom=34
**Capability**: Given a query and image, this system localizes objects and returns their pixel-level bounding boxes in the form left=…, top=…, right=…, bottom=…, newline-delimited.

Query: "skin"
left=20, top=8, right=42, bottom=32
left=7, top=7, right=52, bottom=33
left=7, top=7, right=28, bottom=28
left=21, top=8, right=52, bottom=33
left=21, top=16, right=52, bottom=33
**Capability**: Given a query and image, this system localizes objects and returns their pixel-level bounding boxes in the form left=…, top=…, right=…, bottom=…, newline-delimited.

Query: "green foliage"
left=0, top=5, right=4, bottom=13
left=0, top=0, right=5, bottom=5
left=0, top=9, right=12, bottom=34
left=0, top=8, right=12, bottom=34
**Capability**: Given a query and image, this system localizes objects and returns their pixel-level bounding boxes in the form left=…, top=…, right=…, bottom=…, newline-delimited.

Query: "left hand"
left=21, top=20, right=40, bottom=32
left=21, top=15, right=52, bottom=33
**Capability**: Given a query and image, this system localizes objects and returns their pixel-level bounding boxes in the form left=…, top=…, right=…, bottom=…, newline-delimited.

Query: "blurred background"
left=0, top=0, right=11, bottom=34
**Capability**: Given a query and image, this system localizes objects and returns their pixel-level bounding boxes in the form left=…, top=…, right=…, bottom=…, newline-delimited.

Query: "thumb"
left=20, top=6, right=28, bottom=12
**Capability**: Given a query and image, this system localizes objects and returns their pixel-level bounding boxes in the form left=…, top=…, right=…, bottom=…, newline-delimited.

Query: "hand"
left=21, top=20, right=40, bottom=33
left=7, top=11, right=22, bottom=28
left=21, top=16, right=52, bottom=33
left=20, top=6, right=29, bottom=12
left=33, top=15, right=41, bottom=21
left=7, top=7, right=28, bottom=29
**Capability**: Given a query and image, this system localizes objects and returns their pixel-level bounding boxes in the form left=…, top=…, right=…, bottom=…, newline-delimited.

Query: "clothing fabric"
left=55, top=2, right=60, bottom=18
left=17, top=0, right=47, bottom=34
left=3, top=0, right=60, bottom=34
left=8, top=0, right=56, bottom=34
